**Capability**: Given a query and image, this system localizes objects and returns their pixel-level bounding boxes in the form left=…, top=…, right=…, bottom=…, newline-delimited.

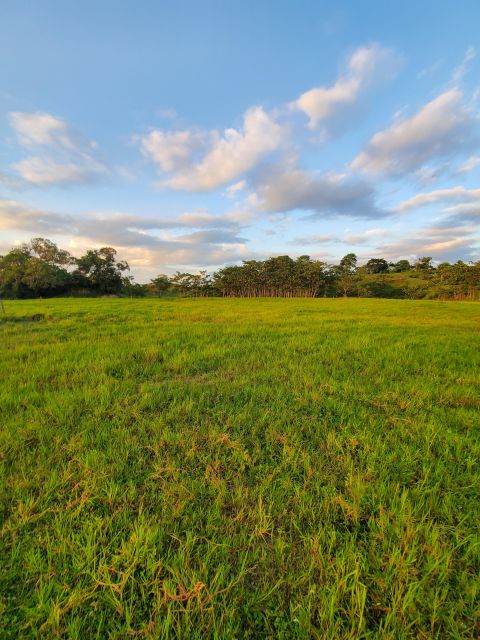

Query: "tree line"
left=1, top=238, right=479, bottom=300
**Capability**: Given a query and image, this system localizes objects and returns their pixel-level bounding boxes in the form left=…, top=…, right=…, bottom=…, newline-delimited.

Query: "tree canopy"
left=0, top=239, right=129, bottom=298
left=1, top=240, right=479, bottom=300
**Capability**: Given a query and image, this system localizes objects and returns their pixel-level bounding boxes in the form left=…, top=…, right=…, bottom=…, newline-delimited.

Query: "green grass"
left=1, top=298, right=479, bottom=639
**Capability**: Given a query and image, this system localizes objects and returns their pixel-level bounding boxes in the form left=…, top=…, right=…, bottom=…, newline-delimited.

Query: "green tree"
left=74, top=247, right=129, bottom=293
left=415, top=256, right=434, bottom=271
left=0, top=239, right=72, bottom=298
left=339, top=253, right=357, bottom=273
left=149, top=274, right=171, bottom=296
left=362, top=258, right=389, bottom=274
left=29, top=237, right=73, bottom=266
left=390, top=259, right=411, bottom=272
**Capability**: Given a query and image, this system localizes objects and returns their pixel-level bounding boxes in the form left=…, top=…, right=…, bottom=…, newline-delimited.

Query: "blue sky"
left=1, top=0, right=479, bottom=280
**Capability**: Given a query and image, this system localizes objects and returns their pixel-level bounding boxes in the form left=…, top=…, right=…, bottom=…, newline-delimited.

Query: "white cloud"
left=456, top=155, right=480, bottom=175
left=176, top=210, right=239, bottom=229
left=452, top=46, right=476, bottom=84
left=291, top=234, right=338, bottom=245
left=141, top=106, right=285, bottom=191
left=12, top=157, right=107, bottom=187
left=293, top=44, right=400, bottom=130
left=226, top=180, right=247, bottom=197
left=343, top=227, right=387, bottom=244
left=9, top=112, right=76, bottom=148
left=8, top=111, right=108, bottom=187
left=140, top=129, right=211, bottom=173
left=416, top=58, right=444, bottom=80
left=396, top=186, right=480, bottom=212
left=351, top=89, right=477, bottom=176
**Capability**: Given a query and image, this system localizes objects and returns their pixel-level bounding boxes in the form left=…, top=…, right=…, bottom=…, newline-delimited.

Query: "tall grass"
left=1, top=298, right=479, bottom=638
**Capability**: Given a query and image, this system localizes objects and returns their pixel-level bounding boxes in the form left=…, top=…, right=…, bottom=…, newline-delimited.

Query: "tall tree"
left=390, top=259, right=411, bottom=272
left=362, top=258, right=389, bottom=274
left=74, top=247, right=129, bottom=293
left=339, top=253, right=357, bottom=273
left=0, top=240, right=72, bottom=298
left=415, top=256, right=434, bottom=271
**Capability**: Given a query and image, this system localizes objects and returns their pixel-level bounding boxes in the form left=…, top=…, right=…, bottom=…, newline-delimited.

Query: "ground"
left=1, top=298, right=479, bottom=639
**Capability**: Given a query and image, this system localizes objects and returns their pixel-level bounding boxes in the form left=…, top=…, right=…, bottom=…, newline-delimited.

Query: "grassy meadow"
left=1, top=298, right=479, bottom=639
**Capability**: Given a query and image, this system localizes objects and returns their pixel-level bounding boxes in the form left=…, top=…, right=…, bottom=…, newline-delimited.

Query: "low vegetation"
left=1, top=239, right=479, bottom=300
left=1, top=298, right=479, bottom=638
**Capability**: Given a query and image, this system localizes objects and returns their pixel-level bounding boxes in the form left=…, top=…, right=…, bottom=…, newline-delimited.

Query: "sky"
left=1, top=0, right=479, bottom=280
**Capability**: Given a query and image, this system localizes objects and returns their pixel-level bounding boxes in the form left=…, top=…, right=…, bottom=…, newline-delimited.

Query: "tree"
left=149, top=274, right=171, bottom=296
left=121, top=276, right=147, bottom=297
left=339, top=253, right=357, bottom=273
left=1, top=238, right=479, bottom=300
left=29, top=237, right=73, bottom=266
left=0, top=240, right=72, bottom=298
left=362, top=258, right=389, bottom=274
left=0, top=247, right=33, bottom=298
left=390, top=259, right=411, bottom=272
left=415, top=256, right=434, bottom=271
left=74, top=247, right=129, bottom=293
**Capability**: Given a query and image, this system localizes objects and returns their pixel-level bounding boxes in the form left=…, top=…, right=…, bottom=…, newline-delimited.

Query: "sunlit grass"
left=1, top=298, right=479, bottom=638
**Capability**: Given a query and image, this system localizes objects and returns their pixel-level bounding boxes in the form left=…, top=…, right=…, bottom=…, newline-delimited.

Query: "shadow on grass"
left=0, top=313, right=47, bottom=323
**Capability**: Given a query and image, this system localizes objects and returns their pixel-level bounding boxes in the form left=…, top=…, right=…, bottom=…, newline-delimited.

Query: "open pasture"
left=1, top=298, right=479, bottom=638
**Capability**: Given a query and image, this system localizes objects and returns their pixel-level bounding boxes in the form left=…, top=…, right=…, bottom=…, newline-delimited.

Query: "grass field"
left=1, top=298, right=479, bottom=639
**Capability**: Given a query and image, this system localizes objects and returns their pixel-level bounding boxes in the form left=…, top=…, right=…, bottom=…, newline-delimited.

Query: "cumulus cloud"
left=253, top=165, right=386, bottom=219
left=9, top=112, right=77, bottom=148
left=140, top=129, right=211, bottom=173
left=8, top=112, right=109, bottom=186
left=293, top=44, right=400, bottom=131
left=351, top=89, right=477, bottom=176
left=140, top=106, right=285, bottom=191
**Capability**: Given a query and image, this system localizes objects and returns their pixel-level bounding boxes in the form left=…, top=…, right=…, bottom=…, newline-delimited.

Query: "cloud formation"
left=253, top=165, right=385, bottom=219
left=8, top=112, right=108, bottom=186
left=293, top=44, right=400, bottom=131
left=375, top=224, right=479, bottom=262
left=351, top=89, right=477, bottom=176
left=0, top=198, right=249, bottom=269
left=456, top=155, right=480, bottom=175
left=452, top=46, right=476, bottom=84
left=3, top=42, right=478, bottom=271
left=141, top=107, right=285, bottom=192
left=397, top=186, right=480, bottom=212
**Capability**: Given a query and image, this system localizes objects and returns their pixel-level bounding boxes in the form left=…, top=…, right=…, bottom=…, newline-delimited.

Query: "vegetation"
left=1, top=238, right=480, bottom=300
left=1, top=297, right=479, bottom=638
left=0, top=239, right=130, bottom=299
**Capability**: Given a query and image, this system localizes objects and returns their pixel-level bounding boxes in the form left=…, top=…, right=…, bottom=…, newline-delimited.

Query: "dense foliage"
left=0, top=239, right=130, bottom=298
left=1, top=238, right=479, bottom=300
